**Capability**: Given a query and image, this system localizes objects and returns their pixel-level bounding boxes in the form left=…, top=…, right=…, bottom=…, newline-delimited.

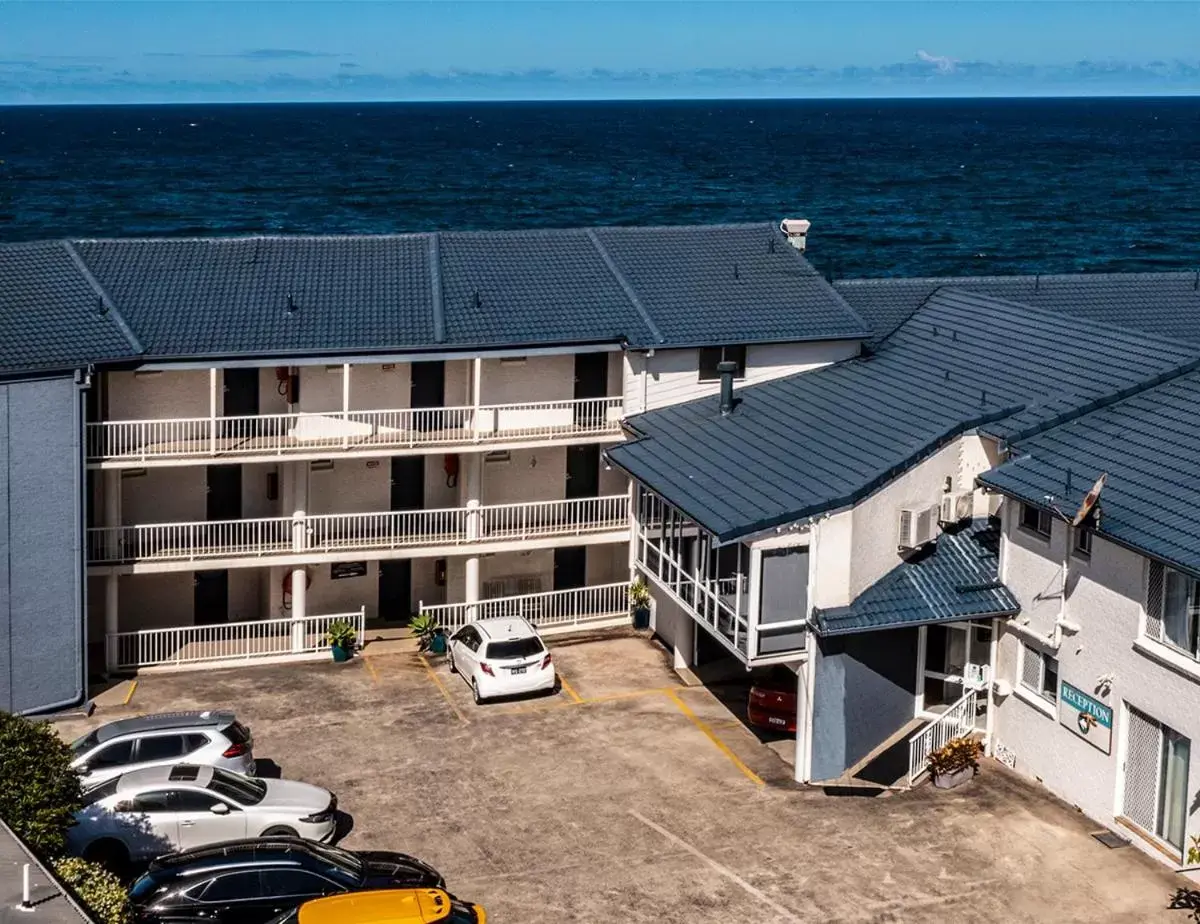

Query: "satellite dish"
left=1072, top=472, right=1107, bottom=527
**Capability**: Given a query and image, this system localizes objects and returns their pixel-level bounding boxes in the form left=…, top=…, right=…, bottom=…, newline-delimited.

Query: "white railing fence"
left=105, top=607, right=366, bottom=671
left=420, top=582, right=630, bottom=634
left=907, top=688, right=979, bottom=786
left=87, top=495, right=630, bottom=564
left=87, top=396, right=624, bottom=461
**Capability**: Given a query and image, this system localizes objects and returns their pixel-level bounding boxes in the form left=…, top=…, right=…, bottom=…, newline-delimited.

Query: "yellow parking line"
left=418, top=654, right=468, bottom=725
left=664, top=689, right=764, bottom=787
left=495, top=684, right=682, bottom=716
left=557, top=673, right=584, bottom=704
left=122, top=680, right=138, bottom=706
left=362, top=655, right=381, bottom=685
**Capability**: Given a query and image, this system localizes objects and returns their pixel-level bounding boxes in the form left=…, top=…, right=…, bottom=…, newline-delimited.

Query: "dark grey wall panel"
left=810, top=628, right=918, bottom=781
left=0, top=375, right=86, bottom=714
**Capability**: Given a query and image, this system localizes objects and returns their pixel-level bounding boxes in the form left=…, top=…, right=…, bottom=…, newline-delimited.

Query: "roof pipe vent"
left=780, top=218, right=811, bottom=252
left=286, top=293, right=298, bottom=313
left=718, top=361, right=738, bottom=417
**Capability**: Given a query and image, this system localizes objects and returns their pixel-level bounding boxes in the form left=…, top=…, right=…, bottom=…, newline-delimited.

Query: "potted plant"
left=409, top=612, right=445, bottom=655
left=324, top=620, right=358, bottom=662
left=629, top=578, right=651, bottom=630
left=928, top=736, right=982, bottom=789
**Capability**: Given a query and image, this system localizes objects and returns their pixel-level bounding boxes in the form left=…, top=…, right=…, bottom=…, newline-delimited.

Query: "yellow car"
left=270, top=888, right=486, bottom=924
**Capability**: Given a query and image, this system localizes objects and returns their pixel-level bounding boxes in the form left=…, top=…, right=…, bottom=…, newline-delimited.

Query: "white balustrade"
left=420, top=582, right=630, bottom=633
left=105, top=608, right=365, bottom=671
left=88, top=495, right=630, bottom=564
left=87, top=396, right=624, bottom=461
left=907, top=688, right=979, bottom=785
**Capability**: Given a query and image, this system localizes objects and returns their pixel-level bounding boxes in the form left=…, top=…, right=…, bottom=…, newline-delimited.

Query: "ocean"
left=2, top=97, right=1199, bottom=278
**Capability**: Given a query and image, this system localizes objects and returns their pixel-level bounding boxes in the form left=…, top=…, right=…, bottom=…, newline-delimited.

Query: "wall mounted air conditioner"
left=898, top=504, right=939, bottom=550
left=939, top=491, right=974, bottom=524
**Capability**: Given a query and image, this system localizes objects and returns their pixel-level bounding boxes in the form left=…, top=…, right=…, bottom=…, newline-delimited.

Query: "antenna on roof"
left=286, top=293, right=297, bottom=313
left=1194, top=269, right=1198, bottom=290
left=472, top=289, right=482, bottom=309
left=767, top=236, right=776, bottom=254
left=1035, top=274, right=1040, bottom=292
left=733, top=262, right=739, bottom=280
left=980, top=389, right=987, bottom=407
left=96, top=296, right=108, bottom=316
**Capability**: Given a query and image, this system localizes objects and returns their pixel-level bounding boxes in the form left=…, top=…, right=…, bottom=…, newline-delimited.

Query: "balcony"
left=88, top=495, right=631, bottom=569
left=87, top=397, right=625, bottom=466
left=419, top=581, right=631, bottom=635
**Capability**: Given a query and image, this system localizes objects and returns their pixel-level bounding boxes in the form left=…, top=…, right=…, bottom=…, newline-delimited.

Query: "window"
left=172, top=789, right=228, bottom=813
left=1019, top=503, right=1052, bottom=538
left=1145, top=562, right=1200, bottom=659
left=484, top=637, right=544, bottom=660
left=260, top=869, right=333, bottom=899
left=80, top=778, right=120, bottom=807
left=1124, top=706, right=1191, bottom=851
left=1073, top=526, right=1093, bottom=558
left=698, top=346, right=747, bottom=382
left=196, top=872, right=263, bottom=903
left=86, top=739, right=134, bottom=769
left=1019, top=644, right=1058, bottom=702
left=207, top=768, right=267, bottom=806
left=135, top=734, right=187, bottom=762
left=129, top=791, right=175, bottom=814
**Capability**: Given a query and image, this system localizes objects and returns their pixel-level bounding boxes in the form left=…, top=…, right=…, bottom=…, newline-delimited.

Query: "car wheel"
left=261, top=826, right=299, bottom=837
left=472, top=677, right=483, bottom=705
left=448, top=651, right=457, bottom=674
left=83, top=839, right=130, bottom=878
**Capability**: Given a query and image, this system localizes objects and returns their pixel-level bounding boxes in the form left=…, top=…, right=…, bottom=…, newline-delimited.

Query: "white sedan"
left=68, top=763, right=338, bottom=871
left=448, top=616, right=556, bottom=704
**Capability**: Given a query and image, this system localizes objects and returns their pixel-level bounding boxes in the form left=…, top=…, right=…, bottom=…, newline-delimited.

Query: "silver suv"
left=70, top=711, right=255, bottom=787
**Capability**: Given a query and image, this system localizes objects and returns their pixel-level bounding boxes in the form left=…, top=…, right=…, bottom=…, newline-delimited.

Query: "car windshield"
left=80, top=778, right=120, bottom=807
left=70, top=730, right=101, bottom=754
left=485, top=637, right=543, bottom=660
left=304, top=841, right=364, bottom=882
left=129, top=873, right=168, bottom=902
left=206, top=768, right=267, bottom=806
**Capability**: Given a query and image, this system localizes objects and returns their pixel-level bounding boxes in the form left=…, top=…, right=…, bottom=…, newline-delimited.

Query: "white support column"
left=794, top=660, right=812, bottom=783
left=984, top=617, right=1000, bottom=757
left=914, top=625, right=928, bottom=716
left=104, top=574, right=120, bottom=673
left=746, top=546, right=763, bottom=659
left=103, top=468, right=122, bottom=673
left=209, top=368, right=218, bottom=455
left=471, top=357, right=482, bottom=440
left=341, top=364, right=351, bottom=449
left=673, top=605, right=695, bottom=672
left=289, top=460, right=309, bottom=651
left=463, top=451, right=482, bottom=610
left=290, top=567, right=307, bottom=651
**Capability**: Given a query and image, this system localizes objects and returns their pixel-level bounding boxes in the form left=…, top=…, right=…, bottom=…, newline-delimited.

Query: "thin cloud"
left=228, top=49, right=340, bottom=60
left=917, top=50, right=957, bottom=74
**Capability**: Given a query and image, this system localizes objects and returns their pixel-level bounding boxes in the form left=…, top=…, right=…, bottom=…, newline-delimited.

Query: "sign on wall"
left=331, top=561, right=368, bottom=580
left=1059, top=680, right=1113, bottom=754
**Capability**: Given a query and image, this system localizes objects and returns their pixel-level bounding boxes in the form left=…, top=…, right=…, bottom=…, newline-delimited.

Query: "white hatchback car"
left=68, top=763, right=338, bottom=871
left=448, top=617, right=556, bottom=704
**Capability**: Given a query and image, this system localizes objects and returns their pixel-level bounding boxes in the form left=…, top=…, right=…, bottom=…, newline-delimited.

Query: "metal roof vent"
left=286, top=293, right=298, bottom=313
left=718, top=361, right=738, bottom=417
left=780, top=218, right=811, bottom=252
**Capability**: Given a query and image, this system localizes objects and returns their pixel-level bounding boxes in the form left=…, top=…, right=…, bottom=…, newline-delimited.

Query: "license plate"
left=768, top=716, right=787, bottom=727
left=510, top=666, right=526, bottom=675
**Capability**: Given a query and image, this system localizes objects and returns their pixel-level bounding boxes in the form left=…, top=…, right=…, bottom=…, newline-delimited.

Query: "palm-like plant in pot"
left=324, top=620, right=358, bottom=662
left=409, top=612, right=445, bottom=654
left=629, top=578, right=652, bottom=630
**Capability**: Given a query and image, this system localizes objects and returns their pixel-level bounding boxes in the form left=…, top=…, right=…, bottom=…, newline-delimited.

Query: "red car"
left=747, top=667, right=799, bottom=733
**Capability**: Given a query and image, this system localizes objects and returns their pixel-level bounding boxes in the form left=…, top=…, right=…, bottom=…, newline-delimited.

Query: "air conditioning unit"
left=898, top=504, right=939, bottom=550
left=939, top=491, right=974, bottom=524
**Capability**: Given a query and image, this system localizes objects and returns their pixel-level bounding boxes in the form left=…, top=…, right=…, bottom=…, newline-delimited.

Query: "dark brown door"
left=574, top=353, right=608, bottom=426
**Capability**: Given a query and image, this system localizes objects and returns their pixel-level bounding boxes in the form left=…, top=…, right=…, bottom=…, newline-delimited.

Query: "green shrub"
left=53, top=857, right=130, bottom=924
left=0, top=711, right=83, bottom=854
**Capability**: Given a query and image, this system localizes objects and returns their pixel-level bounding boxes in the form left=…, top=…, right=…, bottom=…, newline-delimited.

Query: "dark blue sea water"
left=2, top=97, right=1199, bottom=277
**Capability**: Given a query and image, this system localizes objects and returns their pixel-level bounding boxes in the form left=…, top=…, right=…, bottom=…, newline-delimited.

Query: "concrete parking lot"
left=57, top=630, right=1193, bottom=923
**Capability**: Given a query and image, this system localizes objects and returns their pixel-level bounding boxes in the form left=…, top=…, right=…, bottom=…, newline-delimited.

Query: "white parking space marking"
left=629, top=810, right=804, bottom=923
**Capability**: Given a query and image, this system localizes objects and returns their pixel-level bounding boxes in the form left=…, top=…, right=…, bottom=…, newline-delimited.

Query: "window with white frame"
left=1019, top=643, right=1058, bottom=702
left=697, top=346, right=747, bottom=382
left=1019, top=503, right=1052, bottom=539
left=1073, top=525, right=1093, bottom=558
left=1145, top=561, right=1200, bottom=660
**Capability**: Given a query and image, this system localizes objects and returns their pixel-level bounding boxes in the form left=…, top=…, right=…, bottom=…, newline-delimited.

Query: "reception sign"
left=1059, top=680, right=1113, bottom=753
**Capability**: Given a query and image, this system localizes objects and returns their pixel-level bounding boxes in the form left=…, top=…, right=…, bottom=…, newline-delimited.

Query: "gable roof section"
left=0, top=241, right=141, bottom=374
left=0, top=222, right=866, bottom=370
left=814, top=518, right=1018, bottom=637
left=979, top=369, right=1200, bottom=578
left=836, top=272, right=1200, bottom=347
left=607, top=288, right=1200, bottom=543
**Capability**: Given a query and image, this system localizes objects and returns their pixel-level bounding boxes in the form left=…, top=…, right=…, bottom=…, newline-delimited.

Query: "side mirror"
left=209, top=802, right=230, bottom=816
left=76, top=763, right=91, bottom=775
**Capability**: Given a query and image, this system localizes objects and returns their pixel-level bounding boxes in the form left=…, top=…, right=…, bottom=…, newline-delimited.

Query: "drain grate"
left=1092, top=829, right=1131, bottom=849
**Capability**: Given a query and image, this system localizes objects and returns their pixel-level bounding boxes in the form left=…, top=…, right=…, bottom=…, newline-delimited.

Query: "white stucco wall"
left=118, top=572, right=194, bottom=630
left=622, top=340, right=860, bottom=415
left=120, top=467, right=207, bottom=525
left=107, top=370, right=211, bottom=421
left=479, top=355, right=576, bottom=405
left=479, top=448, right=566, bottom=505
left=993, top=498, right=1200, bottom=863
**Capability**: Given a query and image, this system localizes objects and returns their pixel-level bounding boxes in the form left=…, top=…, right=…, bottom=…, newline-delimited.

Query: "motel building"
left=4, top=222, right=1200, bottom=873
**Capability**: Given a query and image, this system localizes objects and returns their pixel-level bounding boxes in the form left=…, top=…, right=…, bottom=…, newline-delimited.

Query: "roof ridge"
left=584, top=228, right=665, bottom=346
left=428, top=233, right=445, bottom=344
left=60, top=240, right=145, bottom=356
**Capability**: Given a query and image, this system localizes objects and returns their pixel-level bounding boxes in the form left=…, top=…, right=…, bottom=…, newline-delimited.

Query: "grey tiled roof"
left=0, top=242, right=140, bottom=374
left=835, top=272, right=1200, bottom=347
left=979, top=369, right=1200, bottom=578
left=607, top=289, right=1200, bottom=542
left=0, top=224, right=867, bottom=373
left=814, top=519, right=1018, bottom=637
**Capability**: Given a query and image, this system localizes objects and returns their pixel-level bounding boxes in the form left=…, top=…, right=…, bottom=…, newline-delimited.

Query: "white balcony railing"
left=419, top=581, right=630, bottom=634
left=105, top=608, right=366, bottom=671
left=87, top=397, right=624, bottom=462
left=907, top=688, right=979, bottom=786
left=88, top=495, right=630, bottom=564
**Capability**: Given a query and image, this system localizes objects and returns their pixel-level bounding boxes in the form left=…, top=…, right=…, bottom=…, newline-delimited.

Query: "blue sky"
left=2, top=1, right=1199, bottom=103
